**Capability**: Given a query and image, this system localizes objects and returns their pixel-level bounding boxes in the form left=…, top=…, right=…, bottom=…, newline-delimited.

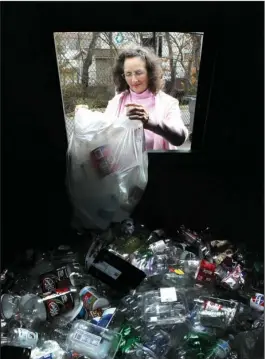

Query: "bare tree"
left=99, top=32, right=119, bottom=56
left=81, top=32, right=101, bottom=97
left=168, top=33, right=193, bottom=91
left=165, top=32, right=177, bottom=96
left=190, top=33, right=202, bottom=92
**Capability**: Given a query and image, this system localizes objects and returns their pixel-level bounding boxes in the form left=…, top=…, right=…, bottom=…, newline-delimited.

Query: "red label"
left=196, top=260, right=216, bottom=282
left=204, top=300, right=223, bottom=311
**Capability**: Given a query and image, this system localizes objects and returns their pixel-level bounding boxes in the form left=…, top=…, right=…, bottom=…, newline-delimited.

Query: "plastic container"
left=192, top=297, right=238, bottom=329
left=65, top=320, right=122, bottom=359
left=141, top=288, right=188, bottom=325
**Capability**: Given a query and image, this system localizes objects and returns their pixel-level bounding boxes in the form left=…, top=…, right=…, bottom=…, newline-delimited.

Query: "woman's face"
left=123, top=56, right=149, bottom=94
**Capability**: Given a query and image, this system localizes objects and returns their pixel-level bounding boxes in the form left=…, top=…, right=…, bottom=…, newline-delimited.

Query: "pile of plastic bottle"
left=1, top=220, right=264, bottom=359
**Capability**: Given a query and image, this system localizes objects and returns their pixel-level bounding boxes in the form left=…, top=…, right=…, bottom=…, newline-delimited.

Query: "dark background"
left=1, top=2, right=264, bottom=269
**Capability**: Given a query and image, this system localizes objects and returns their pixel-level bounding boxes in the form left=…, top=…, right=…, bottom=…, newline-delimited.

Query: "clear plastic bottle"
left=205, top=337, right=234, bottom=359
left=1, top=327, right=43, bottom=349
left=1, top=293, right=47, bottom=328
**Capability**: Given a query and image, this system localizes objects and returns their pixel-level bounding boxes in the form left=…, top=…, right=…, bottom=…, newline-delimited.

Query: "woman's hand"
left=125, top=104, right=149, bottom=125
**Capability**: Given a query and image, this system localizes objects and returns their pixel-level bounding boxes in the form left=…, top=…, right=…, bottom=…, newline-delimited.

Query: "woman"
left=105, top=46, right=189, bottom=150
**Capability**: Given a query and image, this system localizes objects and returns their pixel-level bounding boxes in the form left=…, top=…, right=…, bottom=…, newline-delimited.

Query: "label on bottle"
left=16, top=328, right=38, bottom=347
left=160, top=287, right=177, bottom=302
left=149, top=240, right=166, bottom=253
left=216, top=340, right=230, bottom=358
left=73, top=329, right=101, bottom=347
left=92, top=261, right=121, bottom=280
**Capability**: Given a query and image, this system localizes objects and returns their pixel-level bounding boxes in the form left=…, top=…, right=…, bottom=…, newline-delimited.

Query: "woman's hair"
left=112, top=45, right=164, bottom=94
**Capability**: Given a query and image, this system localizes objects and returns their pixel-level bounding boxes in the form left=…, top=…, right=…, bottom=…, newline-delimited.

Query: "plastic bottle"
left=205, top=336, right=234, bottom=359
left=1, top=327, right=44, bottom=349
left=1, top=293, right=47, bottom=328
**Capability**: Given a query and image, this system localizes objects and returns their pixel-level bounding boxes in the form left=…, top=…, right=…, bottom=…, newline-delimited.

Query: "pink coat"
left=104, top=90, right=189, bottom=150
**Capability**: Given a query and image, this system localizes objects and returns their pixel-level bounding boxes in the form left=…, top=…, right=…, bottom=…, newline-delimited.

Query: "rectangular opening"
left=54, top=32, right=204, bottom=151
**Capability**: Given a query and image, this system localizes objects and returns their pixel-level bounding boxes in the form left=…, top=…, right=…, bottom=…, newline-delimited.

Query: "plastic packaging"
left=65, top=320, right=122, bottom=359
left=141, top=288, right=188, bottom=325
left=67, top=107, right=148, bottom=230
left=192, top=297, right=238, bottom=329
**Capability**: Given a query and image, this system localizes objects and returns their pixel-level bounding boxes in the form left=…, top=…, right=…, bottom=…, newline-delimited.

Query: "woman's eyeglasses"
left=122, top=70, right=146, bottom=79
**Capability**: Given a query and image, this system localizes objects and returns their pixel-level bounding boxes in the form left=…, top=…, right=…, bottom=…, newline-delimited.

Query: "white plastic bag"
left=67, top=106, right=148, bottom=231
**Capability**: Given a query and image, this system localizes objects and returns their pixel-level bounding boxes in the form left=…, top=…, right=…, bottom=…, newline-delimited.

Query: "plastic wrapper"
left=220, top=265, right=245, bottom=291
left=141, top=288, right=188, bottom=326
left=192, top=297, right=238, bottom=330
left=67, top=107, right=148, bottom=230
